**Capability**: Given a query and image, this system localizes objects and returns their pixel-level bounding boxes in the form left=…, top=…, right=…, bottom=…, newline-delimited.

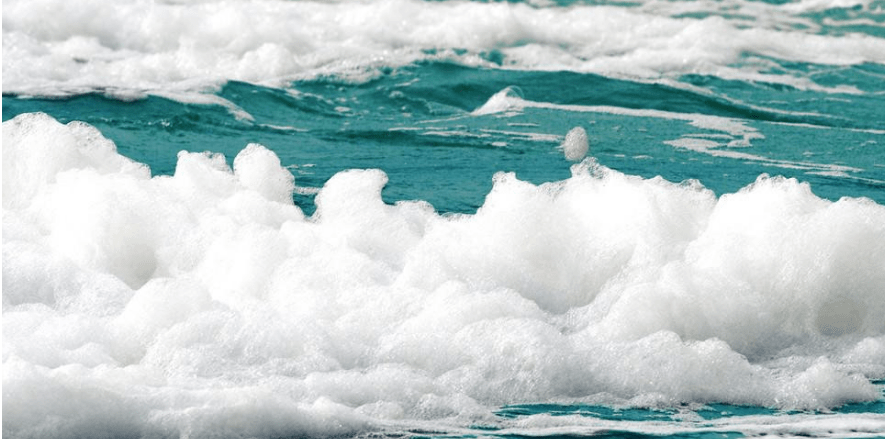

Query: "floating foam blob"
left=2, top=113, right=883, bottom=438
left=560, top=126, right=589, bottom=161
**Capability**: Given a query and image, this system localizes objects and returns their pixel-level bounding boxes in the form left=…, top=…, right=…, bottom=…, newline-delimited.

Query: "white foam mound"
left=3, top=0, right=883, bottom=97
left=3, top=113, right=884, bottom=438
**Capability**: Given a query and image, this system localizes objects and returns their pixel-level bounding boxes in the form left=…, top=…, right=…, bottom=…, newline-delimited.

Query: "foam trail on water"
left=3, top=113, right=884, bottom=438
left=470, top=88, right=880, bottom=178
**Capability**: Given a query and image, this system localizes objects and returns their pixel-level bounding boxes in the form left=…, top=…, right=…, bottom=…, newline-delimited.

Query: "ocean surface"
left=2, top=0, right=885, bottom=438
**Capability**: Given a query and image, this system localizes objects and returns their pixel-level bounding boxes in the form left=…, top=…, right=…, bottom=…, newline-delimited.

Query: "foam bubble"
left=2, top=113, right=883, bottom=437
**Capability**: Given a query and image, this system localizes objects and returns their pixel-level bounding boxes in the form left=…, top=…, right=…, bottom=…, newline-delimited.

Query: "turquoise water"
left=4, top=61, right=884, bottom=215
left=2, top=0, right=884, bottom=438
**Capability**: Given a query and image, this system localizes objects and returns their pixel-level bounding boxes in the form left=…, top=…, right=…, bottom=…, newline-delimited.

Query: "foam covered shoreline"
left=3, top=112, right=883, bottom=437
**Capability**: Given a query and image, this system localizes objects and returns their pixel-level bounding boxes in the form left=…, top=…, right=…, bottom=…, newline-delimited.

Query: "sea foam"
left=561, top=127, right=589, bottom=161
left=3, top=112, right=884, bottom=438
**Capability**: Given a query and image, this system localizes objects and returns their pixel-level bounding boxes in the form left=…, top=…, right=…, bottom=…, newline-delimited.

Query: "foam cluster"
left=3, top=113, right=883, bottom=437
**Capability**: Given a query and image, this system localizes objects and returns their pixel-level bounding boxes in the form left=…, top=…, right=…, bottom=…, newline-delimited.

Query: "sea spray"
left=3, top=112, right=883, bottom=438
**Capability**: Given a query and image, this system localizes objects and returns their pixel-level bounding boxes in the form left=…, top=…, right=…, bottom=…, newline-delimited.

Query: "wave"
left=3, top=112, right=883, bottom=437
left=8, top=61, right=882, bottom=132
left=3, top=0, right=883, bottom=99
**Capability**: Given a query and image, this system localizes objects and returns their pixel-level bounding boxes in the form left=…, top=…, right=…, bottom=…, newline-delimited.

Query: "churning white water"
left=2, top=112, right=883, bottom=437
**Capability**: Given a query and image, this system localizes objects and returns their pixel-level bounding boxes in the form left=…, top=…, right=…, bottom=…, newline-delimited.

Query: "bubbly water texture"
left=3, top=0, right=884, bottom=99
left=3, top=112, right=884, bottom=438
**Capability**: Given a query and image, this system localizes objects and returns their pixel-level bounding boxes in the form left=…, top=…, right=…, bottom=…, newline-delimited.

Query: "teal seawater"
left=4, top=61, right=884, bottom=215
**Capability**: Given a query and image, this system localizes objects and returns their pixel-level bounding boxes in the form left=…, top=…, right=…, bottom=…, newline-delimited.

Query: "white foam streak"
left=488, top=411, right=885, bottom=439
left=3, top=113, right=884, bottom=437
